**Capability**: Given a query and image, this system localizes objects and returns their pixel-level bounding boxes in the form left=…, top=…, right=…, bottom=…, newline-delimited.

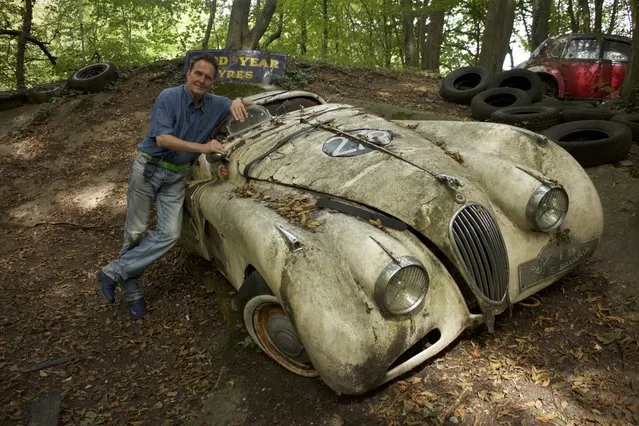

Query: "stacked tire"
left=440, top=66, right=635, bottom=167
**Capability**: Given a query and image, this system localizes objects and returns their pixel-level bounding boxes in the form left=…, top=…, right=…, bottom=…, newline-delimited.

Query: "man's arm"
left=156, top=97, right=253, bottom=154
left=156, top=97, right=251, bottom=154
left=156, top=134, right=226, bottom=154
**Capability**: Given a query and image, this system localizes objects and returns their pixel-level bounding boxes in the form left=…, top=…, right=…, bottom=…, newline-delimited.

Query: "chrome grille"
left=450, top=204, right=508, bottom=303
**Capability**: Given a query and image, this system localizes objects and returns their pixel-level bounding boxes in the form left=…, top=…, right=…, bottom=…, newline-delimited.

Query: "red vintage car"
left=518, top=33, right=631, bottom=99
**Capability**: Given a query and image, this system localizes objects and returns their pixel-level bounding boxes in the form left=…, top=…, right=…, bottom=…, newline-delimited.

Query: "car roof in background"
left=545, top=32, right=631, bottom=44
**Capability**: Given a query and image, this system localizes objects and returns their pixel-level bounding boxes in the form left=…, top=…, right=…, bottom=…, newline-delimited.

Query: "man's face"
left=186, top=60, right=215, bottom=99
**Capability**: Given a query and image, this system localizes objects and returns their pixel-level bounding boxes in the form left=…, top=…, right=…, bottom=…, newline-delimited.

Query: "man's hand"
left=230, top=98, right=248, bottom=122
left=201, top=138, right=227, bottom=154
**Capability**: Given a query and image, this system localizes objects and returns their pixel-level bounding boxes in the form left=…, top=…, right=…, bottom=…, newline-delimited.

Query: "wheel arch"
left=525, top=66, right=565, bottom=98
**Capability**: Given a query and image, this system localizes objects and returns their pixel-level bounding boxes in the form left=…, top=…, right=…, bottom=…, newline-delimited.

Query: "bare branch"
left=262, top=10, right=283, bottom=50
left=0, top=29, right=57, bottom=65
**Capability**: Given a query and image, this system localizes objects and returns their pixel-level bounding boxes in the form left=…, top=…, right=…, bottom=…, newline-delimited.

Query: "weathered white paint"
left=181, top=96, right=603, bottom=394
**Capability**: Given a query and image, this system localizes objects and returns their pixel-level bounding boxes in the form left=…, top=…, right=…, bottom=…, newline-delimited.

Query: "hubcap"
left=246, top=296, right=318, bottom=377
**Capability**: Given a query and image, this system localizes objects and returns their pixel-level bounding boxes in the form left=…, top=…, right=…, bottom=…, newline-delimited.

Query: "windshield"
left=225, top=104, right=272, bottom=137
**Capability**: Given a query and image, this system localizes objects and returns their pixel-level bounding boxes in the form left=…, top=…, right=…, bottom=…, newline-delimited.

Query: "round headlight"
left=375, top=257, right=429, bottom=315
left=526, top=185, right=569, bottom=232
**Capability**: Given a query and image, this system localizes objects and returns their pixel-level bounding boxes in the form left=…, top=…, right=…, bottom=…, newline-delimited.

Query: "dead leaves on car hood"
left=234, top=185, right=321, bottom=228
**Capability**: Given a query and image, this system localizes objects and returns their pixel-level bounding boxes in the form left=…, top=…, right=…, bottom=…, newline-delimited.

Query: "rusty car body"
left=180, top=90, right=604, bottom=394
left=518, top=33, right=631, bottom=99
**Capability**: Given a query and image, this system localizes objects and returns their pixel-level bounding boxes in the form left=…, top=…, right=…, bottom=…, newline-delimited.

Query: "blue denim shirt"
left=137, top=84, right=231, bottom=164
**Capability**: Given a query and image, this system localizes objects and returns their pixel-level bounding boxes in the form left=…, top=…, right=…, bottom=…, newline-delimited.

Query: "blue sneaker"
left=128, top=298, right=146, bottom=320
left=96, top=270, right=117, bottom=304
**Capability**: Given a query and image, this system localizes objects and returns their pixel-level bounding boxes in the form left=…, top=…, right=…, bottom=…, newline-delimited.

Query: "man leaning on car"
left=96, top=54, right=249, bottom=319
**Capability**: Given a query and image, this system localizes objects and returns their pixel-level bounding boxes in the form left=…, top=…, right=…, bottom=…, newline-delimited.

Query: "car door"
left=561, top=38, right=601, bottom=98
left=602, top=39, right=630, bottom=95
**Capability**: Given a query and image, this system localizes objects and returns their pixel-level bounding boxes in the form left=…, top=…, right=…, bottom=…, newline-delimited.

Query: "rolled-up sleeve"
left=148, top=91, right=175, bottom=137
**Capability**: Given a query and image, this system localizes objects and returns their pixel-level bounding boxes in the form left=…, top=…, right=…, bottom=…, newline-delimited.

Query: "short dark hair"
left=188, top=54, right=218, bottom=79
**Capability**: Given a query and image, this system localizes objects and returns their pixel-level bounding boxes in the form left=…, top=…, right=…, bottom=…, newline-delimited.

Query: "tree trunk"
left=249, top=0, right=276, bottom=49
left=16, top=0, right=34, bottom=90
left=322, top=0, right=328, bottom=59
left=577, top=0, right=590, bottom=31
left=382, top=0, right=392, bottom=67
left=531, top=0, right=550, bottom=50
left=567, top=0, right=578, bottom=32
left=299, top=7, right=307, bottom=55
left=607, top=0, right=619, bottom=34
left=226, top=0, right=276, bottom=50
left=401, top=0, right=418, bottom=67
left=202, top=0, right=218, bottom=49
left=478, top=0, right=515, bottom=74
left=77, top=0, right=85, bottom=65
left=621, top=0, right=639, bottom=105
left=226, top=0, right=250, bottom=49
left=417, top=15, right=426, bottom=67
left=120, top=5, right=132, bottom=60
left=422, top=11, right=444, bottom=72
left=262, top=10, right=283, bottom=50
left=593, top=0, right=603, bottom=33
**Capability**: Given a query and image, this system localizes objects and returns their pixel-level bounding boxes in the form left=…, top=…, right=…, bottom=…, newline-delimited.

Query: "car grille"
left=450, top=204, right=509, bottom=303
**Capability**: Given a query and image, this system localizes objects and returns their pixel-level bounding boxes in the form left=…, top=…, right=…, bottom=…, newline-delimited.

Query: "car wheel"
left=541, top=120, right=633, bottom=166
left=489, top=105, right=561, bottom=132
left=611, top=113, right=639, bottom=141
left=239, top=272, right=318, bottom=378
left=440, top=66, right=493, bottom=105
left=470, top=87, right=531, bottom=121
left=560, top=108, right=616, bottom=123
left=68, top=62, right=118, bottom=92
left=490, top=69, right=544, bottom=102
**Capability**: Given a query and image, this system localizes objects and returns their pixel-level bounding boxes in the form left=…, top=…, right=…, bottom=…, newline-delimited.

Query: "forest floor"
left=0, top=58, right=638, bottom=426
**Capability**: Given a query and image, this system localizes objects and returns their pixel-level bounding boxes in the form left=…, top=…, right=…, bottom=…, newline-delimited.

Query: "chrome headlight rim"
left=526, top=184, right=569, bottom=232
left=374, top=256, right=429, bottom=316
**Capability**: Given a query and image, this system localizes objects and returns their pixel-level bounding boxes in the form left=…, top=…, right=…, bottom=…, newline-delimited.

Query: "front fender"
left=278, top=212, right=474, bottom=394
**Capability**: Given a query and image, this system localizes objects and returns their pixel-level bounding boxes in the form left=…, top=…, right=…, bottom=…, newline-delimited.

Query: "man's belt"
left=139, top=151, right=192, bottom=173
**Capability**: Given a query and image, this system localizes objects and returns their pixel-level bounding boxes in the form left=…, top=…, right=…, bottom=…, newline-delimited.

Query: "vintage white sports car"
left=181, top=90, right=603, bottom=395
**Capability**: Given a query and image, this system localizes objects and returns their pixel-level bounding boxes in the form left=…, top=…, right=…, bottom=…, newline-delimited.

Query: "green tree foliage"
left=0, top=0, right=636, bottom=94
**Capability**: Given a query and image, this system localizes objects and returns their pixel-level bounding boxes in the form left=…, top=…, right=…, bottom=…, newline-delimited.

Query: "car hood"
left=229, top=105, right=490, bottom=252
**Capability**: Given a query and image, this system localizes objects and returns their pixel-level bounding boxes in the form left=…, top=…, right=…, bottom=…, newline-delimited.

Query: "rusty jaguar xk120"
left=180, top=90, right=603, bottom=394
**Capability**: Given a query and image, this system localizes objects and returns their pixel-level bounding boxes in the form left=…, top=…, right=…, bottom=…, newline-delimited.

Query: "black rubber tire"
left=440, top=66, right=493, bottom=104
left=534, top=99, right=596, bottom=111
left=0, top=90, right=28, bottom=111
left=470, top=87, right=531, bottom=121
left=489, top=69, right=544, bottom=103
left=489, top=105, right=561, bottom=132
left=68, top=62, right=118, bottom=92
left=560, top=108, right=617, bottom=122
left=611, top=113, right=639, bottom=141
left=236, top=271, right=273, bottom=314
left=26, top=83, right=65, bottom=104
left=541, top=120, right=633, bottom=166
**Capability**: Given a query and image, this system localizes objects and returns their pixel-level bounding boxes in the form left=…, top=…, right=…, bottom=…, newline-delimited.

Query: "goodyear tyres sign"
left=184, top=50, right=286, bottom=84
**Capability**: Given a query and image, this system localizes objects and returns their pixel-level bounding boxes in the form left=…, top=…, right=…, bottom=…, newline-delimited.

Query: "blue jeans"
left=101, top=154, right=187, bottom=302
